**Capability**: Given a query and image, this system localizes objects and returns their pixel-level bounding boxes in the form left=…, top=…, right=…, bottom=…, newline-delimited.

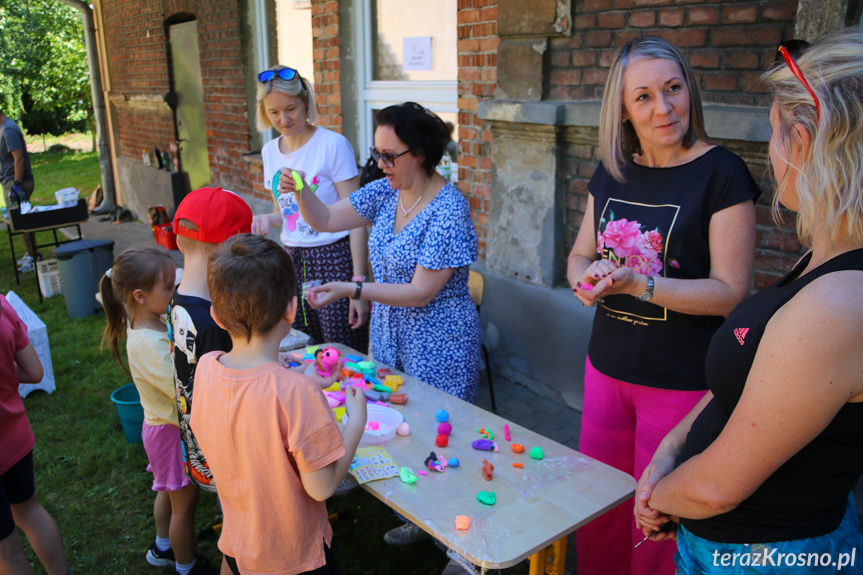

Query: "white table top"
left=305, top=344, right=636, bottom=569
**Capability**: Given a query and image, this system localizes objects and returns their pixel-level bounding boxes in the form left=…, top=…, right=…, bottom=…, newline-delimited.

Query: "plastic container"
left=343, top=404, right=405, bottom=444
left=54, top=187, right=80, bottom=207
left=53, top=239, right=115, bottom=318
left=36, top=259, right=63, bottom=297
left=154, top=224, right=178, bottom=251
left=111, top=383, right=145, bottom=443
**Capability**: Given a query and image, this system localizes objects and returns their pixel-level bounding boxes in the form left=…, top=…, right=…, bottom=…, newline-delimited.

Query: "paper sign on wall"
left=403, top=37, right=432, bottom=72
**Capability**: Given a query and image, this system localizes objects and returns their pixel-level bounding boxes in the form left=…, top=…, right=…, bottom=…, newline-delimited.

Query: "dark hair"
left=100, top=246, right=175, bottom=371
left=375, top=102, right=449, bottom=177
left=772, top=39, right=811, bottom=67
left=207, top=234, right=297, bottom=342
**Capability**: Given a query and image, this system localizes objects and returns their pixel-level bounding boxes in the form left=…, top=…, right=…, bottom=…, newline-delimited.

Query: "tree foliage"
left=0, top=0, right=92, bottom=137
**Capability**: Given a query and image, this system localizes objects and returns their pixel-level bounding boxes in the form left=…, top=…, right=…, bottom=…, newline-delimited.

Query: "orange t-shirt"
left=191, top=351, right=346, bottom=574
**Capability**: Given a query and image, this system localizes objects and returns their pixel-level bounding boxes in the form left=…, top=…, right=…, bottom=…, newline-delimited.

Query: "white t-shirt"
left=261, top=127, right=359, bottom=248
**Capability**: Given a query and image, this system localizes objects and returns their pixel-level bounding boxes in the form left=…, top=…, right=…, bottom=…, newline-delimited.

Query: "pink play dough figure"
left=315, top=347, right=340, bottom=378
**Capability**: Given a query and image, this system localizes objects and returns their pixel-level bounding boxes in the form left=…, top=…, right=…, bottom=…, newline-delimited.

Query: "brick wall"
left=311, top=0, right=344, bottom=132
left=102, top=0, right=258, bottom=201
left=550, top=0, right=802, bottom=288
left=457, top=0, right=499, bottom=259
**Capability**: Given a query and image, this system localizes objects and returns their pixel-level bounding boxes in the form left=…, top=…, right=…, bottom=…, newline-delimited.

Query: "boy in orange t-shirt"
left=190, top=234, right=366, bottom=575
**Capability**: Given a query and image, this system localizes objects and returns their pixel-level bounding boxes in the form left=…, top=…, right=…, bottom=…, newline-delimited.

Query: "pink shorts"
left=142, top=423, right=190, bottom=492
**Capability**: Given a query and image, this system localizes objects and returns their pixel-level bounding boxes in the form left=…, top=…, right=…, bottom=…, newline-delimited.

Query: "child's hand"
left=343, top=386, right=367, bottom=427
left=302, top=359, right=344, bottom=389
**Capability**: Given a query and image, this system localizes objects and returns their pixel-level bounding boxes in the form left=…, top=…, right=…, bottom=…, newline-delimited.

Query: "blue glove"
left=9, top=184, right=22, bottom=208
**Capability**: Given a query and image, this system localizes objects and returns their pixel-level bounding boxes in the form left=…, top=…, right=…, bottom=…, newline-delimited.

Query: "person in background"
left=567, top=36, right=759, bottom=575
left=0, top=111, right=38, bottom=272
left=635, top=28, right=863, bottom=574
left=100, top=246, right=208, bottom=575
left=0, top=294, right=70, bottom=575
left=191, top=234, right=367, bottom=575
left=250, top=66, right=370, bottom=353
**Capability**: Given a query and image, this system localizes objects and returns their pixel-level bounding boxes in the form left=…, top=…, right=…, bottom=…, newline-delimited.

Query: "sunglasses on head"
left=258, top=68, right=298, bottom=83
left=369, top=147, right=410, bottom=168
left=777, top=45, right=820, bottom=121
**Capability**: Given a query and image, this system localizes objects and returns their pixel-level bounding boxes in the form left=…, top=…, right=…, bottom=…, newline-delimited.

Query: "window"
left=355, top=0, right=458, bottom=157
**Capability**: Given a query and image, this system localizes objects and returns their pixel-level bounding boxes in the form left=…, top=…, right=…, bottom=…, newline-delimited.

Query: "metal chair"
left=468, top=270, right=497, bottom=412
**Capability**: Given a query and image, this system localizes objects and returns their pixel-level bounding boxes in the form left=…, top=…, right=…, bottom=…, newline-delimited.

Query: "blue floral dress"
left=350, top=179, right=480, bottom=403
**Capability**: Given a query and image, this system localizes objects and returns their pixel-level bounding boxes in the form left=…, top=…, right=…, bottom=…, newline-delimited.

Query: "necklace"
left=399, top=193, right=423, bottom=217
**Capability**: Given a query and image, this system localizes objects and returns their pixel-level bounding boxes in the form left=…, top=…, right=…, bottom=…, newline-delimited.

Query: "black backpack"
left=359, top=154, right=385, bottom=187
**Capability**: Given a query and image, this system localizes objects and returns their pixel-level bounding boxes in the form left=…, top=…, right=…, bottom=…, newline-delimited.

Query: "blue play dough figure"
left=435, top=409, right=449, bottom=423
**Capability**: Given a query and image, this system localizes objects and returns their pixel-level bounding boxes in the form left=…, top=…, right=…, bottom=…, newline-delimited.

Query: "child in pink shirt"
left=191, top=234, right=367, bottom=575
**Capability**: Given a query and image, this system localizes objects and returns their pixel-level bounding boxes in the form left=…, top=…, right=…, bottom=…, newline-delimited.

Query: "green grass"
left=5, top=145, right=529, bottom=575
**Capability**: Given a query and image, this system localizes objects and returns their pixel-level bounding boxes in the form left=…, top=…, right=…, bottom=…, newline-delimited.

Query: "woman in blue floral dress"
left=290, top=102, right=480, bottom=404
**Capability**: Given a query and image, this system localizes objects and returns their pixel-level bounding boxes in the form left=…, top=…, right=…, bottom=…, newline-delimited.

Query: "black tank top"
left=678, top=249, right=863, bottom=543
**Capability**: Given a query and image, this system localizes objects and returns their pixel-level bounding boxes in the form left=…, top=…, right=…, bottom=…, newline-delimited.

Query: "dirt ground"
left=25, top=132, right=94, bottom=154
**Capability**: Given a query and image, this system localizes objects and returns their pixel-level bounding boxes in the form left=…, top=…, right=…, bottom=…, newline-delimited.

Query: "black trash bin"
left=53, top=239, right=115, bottom=318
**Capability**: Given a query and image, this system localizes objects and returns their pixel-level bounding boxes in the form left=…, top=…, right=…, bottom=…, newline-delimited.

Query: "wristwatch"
left=638, top=276, right=655, bottom=302
left=350, top=281, right=363, bottom=300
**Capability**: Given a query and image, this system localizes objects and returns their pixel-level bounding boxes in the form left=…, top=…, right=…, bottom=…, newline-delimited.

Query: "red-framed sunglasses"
left=777, top=45, right=821, bottom=121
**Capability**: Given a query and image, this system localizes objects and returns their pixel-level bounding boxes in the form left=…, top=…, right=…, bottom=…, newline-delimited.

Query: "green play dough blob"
left=358, top=361, right=376, bottom=371
left=400, top=467, right=418, bottom=484
left=529, top=446, right=544, bottom=460
left=476, top=491, right=496, bottom=505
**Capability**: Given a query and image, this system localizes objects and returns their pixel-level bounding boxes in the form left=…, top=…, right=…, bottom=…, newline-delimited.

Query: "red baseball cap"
left=173, top=187, right=252, bottom=243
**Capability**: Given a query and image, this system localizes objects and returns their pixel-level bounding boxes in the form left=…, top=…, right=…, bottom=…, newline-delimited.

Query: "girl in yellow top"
left=101, top=246, right=208, bottom=575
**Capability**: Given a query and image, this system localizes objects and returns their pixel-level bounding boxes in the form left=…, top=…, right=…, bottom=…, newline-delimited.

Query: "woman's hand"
left=349, top=299, right=369, bottom=329
left=251, top=214, right=272, bottom=236
left=572, top=259, right=648, bottom=305
left=277, top=168, right=305, bottom=197
left=306, top=282, right=352, bottom=309
left=634, top=451, right=678, bottom=534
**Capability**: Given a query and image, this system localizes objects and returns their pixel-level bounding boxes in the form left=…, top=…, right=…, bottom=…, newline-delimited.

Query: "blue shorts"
left=676, top=494, right=863, bottom=574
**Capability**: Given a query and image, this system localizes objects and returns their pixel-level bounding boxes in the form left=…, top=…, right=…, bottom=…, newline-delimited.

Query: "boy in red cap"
left=165, top=187, right=252, bottom=575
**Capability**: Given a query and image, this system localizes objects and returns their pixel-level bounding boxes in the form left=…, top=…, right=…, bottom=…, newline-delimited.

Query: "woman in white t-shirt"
left=251, top=66, right=369, bottom=351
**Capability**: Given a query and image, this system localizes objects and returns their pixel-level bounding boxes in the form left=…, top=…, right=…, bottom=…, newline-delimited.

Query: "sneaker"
left=17, top=261, right=34, bottom=274
left=16, top=254, right=32, bottom=267
left=145, top=542, right=175, bottom=567
left=334, top=474, right=359, bottom=496
left=383, top=522, right=431, bottom=545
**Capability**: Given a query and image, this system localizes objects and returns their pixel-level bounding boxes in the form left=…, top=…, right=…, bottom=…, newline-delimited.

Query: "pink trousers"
left=576, top=356, right=706, bottom=575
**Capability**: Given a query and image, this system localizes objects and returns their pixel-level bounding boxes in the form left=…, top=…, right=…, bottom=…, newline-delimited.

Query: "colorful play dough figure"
left=290, top=170, right=304, bottom=192
left=511, top=443, right=525, bottom=453
left=437, top=422, right=452, bottom=436
left=476, top=491, right=496, bottom=505
left=400, top=467, right=418, bottom=484
left=436, top=434, right=449, bottom=447
left=482, top=459, right=494, bottom=481
left=455, top=516, right=471, bottom=530
left=425, top=451, right=444, bottom=472
left=396, top=422, right=411, bottom=436
left=435, top=409, right=449, bottom=422
left=315, top=347, right=340, bottom=377
left=448, top=457, right=460, bottom=467
left=504, top=424, right=511, bottom=441
left=530, top=446, right=544, bottom=460
left=471, top=439, right=499, bottom=452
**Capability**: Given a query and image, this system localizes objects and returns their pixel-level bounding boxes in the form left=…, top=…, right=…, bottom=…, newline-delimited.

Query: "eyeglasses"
left=370, top=147, right=410, bottom=168
left=258, top=68, right=298, bottom=83
left=777, top=45, right=821, bottom=121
